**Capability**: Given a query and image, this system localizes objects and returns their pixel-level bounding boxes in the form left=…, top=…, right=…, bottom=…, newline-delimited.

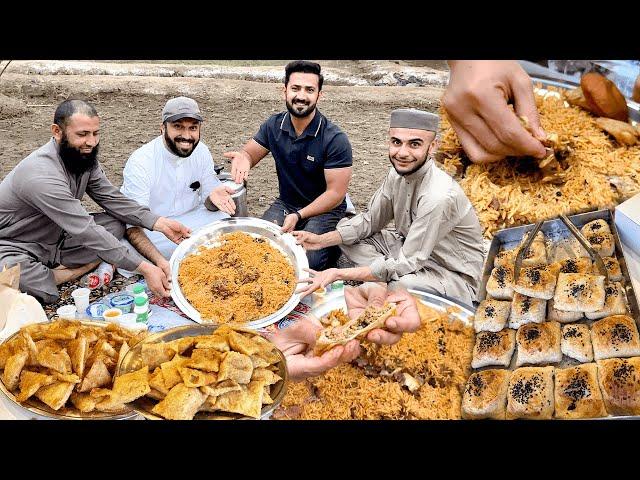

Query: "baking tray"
left=479, top=208, right=640, bottom=319
left=116, top=324, right=288, bottom=420
left=308, top=288, right=474, bottom=327
left=0, top=320, right=138, bottom=420
left=477, top=208, right=640, bottom=419
left=169, top=217, right=309, bottom=329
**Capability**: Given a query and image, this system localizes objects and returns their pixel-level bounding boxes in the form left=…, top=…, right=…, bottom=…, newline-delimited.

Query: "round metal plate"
left=0, top=320, right=138, bottom=420
left=116, top=324, right=288, bottom=420
left=307, top=287, right=474, bottom=326
left=169, top=217, right=309, bottom=329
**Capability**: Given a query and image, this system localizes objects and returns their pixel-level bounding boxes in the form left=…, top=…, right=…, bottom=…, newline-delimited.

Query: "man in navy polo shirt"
left=224, top=60, right=353, bottom=270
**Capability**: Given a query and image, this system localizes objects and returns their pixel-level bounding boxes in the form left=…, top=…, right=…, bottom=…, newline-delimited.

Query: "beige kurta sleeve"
left=336, top=173, right=395, bottom=245
left=369, top=189, right=465, bottom=282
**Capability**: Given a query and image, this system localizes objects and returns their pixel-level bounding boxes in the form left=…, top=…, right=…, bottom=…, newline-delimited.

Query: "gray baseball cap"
left=162, top=96, right=203, bottom=123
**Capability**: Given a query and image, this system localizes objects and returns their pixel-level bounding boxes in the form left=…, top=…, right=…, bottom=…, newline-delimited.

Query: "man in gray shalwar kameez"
left=293, top=108, right=484, bottom=306
left=0, top=99, right=191, bottom=304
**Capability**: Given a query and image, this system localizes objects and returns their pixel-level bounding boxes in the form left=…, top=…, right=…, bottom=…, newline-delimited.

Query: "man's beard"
left=59, top=135, right=99, bottom=176
left=389, top=152, right=429, bottom=176
left=286, top=98, right=317, bottom=118
left=164, top=129, right=199, bottom=157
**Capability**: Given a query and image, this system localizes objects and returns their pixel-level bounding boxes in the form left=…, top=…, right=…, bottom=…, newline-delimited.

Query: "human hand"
left=292, top=230, right=324, bottom=250
left=296, top=267, right=341, bottom=299
left=223, top=150, right=251, bottom=184
left=153, top=217, right=191, bottom=244
left=270, top=317, right=361, bottom=382
left=345, top=283, right=421, bottom=346
left=208, top=184, right=237, bottom=215
left=281, top=213, right=300, bottom=233
left=156, top=258, right=171, bottom=284
left=138, top=262, right=170, bottom=298
left=442, top=60, right=547, bottom=164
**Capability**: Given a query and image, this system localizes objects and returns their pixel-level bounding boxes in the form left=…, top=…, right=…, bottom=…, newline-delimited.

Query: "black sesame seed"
left=524, top=326, right=541, bottom=341
left=611, top=323, right=632, bottom=344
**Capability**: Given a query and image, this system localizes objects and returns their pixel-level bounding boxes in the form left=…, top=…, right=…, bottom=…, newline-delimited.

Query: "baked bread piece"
left=513, top=265, right=557, bottom=300
left=486, top=265, right=514, bottom=300
left=471, top=329, right=516, bottom=369
left=554, top=363, right=607, bottom=419
left=553, top=273, right=606, bottom=313
left=591, top=256, right=622, bottom=282
left=596, top=357, right=640, bottom=416
left=508, top=293, right=546, bottom=329
left=515, top=321, right=562, bottom=367
left=519, top=240, right=548, bottom=267
left=561, top=324, right=594, bottom=363
left=547, top=298, right=584, bottom=323
left=568, top=238, right=592, bottom=259
left=474, top=299, right=511, bottom=333
left=494, top=248, right=516, bottom=268
left=554, top=257, right=593, bottom=276
left=585, top=232, right=615, bottom=258
left=521, top=231, right=546, bottom=245
left=585, top=281, right=628, bottom=320
left=591, top=315, right=640, bottom=360
left=461, top=369, right=511, bottom=419
left=506, top=366, right=555, bottom=420
left=581, top=219, right=611, bottom=237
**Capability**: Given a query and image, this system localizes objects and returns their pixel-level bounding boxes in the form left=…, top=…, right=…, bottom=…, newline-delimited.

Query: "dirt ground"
left=0, top=62, right=446, bottom=215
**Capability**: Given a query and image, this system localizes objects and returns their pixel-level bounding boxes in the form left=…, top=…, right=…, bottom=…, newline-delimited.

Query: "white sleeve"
left=120, top=154, right=152, bottom=208
left=199, top=147, right=222, bottom=199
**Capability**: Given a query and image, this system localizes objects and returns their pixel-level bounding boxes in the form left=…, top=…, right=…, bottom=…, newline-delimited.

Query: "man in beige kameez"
left=293, top=108, right=484, bottom=306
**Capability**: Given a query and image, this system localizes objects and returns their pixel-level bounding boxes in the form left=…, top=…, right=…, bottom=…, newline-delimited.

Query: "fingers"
left=361, top=282, right=387, bottom=307
left=477, top=96, right=546, bottom=159
left=512, top=75, right=546, bottom=141
left=222, top=151, right=236, bottom=159
left=385, top=314, right=420, bottom=334
left=449, top=115, right=506, bottom=164
left=366, top=328, right=402, bottom=346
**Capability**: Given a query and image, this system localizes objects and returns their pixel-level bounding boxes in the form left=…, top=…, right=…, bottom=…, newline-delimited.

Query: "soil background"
left=0, top=61, right=447, bottom=216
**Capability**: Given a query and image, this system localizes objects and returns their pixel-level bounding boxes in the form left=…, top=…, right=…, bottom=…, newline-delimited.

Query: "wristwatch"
left=293, top=210, right=302, bottom=222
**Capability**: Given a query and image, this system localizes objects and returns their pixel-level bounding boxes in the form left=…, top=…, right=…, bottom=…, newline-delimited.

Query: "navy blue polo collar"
left=280, top=110, right=323, bottom=140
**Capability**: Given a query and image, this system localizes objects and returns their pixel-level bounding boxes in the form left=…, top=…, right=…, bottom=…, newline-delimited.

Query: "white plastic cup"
left=71, top=287, right=91, bottom=313
left=56, top=304, right=77, bottom=319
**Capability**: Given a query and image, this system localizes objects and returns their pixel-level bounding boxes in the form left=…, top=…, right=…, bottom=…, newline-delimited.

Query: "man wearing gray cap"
left=294, top=108, right=484, bottom=306
left=120, top=96, right=235, bottom=265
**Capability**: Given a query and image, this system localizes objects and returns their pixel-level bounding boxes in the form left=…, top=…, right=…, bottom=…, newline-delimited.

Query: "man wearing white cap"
left=120, top=96, right=236, bottom=266
left=294, top=108, right=484, bottom=306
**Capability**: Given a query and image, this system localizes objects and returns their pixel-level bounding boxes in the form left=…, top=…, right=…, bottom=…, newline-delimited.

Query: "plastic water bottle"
left=79, top=262, right=114, bottom=290
left=133, top=296, right=149, bottom=323
left=79, top=271, right=101, bottom=290
left=132, top=284, right=148, bottom=301
left=96, top=262, right=114, bottom=286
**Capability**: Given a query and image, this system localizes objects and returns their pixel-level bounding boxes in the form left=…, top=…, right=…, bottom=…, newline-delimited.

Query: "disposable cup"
left=71, top=287, right=91, bottom=312
left=56, top=304, right=77, bottom=319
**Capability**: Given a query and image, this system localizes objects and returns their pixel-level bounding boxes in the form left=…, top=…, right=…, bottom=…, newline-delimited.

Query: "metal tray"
left=308, top=288, right=474, bottom=327
left=116, top=324, right=288, bottom=420
left=531, top=77, right=640, bottom=124
left=169, top=217, right=309, bottom=329
left=479, top=208, right=640, bottom=319
left=477, top=208, right=640, bottom=419
left=0, top=320, right=138, bottom=420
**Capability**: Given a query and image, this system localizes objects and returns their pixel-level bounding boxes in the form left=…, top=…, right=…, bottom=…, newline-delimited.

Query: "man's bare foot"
left=52, top=260, right=101, bottom=285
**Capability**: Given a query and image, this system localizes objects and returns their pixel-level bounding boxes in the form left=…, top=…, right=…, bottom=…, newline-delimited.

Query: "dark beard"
left=164, top=129, right=199, bottom=158
left=59, top=136, right=99, bottom=176
left=286, top=99, right=317, bottom=118
left=389, top=152, right=429, bottom=176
